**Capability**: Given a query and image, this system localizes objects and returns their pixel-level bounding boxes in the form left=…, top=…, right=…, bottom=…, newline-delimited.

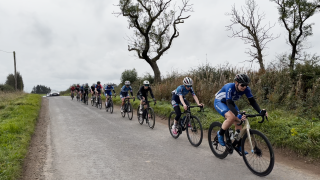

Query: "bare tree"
left=226, top=0, right=279, bottom=71
left=271, top=0, right=320, bottom=71
left=115, top=0, right=193, bottom=83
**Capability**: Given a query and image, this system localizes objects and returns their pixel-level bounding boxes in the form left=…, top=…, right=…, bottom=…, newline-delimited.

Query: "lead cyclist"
left=214, top=73, right=268, bottom=153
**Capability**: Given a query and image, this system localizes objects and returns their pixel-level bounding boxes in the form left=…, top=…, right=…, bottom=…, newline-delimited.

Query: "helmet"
left=85, top=83, right=88, bottom=86
left=143, top=80, right=150, bottom=85
left=183, top=77, right=193, bottom=86
left=234, top=74, right=250, bottom=84
left=97, top=81, right=101, bottom=84
left=125, top=81, right=130, bottom=85
left=77, top=84, right=79, bottom=86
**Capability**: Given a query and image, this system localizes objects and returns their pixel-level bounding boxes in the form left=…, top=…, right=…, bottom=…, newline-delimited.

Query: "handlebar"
left=237, top=110, right=268, bottom=125
left=185, top=105, right=204, bottom=113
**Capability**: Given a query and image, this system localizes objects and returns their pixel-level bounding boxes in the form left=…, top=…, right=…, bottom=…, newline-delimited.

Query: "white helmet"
left=143, top=80, right=150, bottom=85
left=183, top=77, right=193, bottom=86
left=125, top=81, right=130, bottom=85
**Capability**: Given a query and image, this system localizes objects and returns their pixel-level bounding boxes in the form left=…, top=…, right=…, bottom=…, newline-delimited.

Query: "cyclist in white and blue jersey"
left=171, top=77, right=204, bottom=135
left=105, top=83, right=116, bottom=107
left=120, top=81, right=134, bottom=112
left=215, top=74, right=268, bottom=153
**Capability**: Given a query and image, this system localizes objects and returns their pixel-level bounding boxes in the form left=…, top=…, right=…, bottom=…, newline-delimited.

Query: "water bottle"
left=229, top=129, right=234, bottom=140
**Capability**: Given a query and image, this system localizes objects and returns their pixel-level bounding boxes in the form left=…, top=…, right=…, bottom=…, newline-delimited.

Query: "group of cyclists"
left=69, top=74, right=267, bottom=151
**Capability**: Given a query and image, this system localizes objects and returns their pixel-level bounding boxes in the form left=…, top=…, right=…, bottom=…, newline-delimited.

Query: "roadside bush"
left=0, top=84, right=15, bottom=92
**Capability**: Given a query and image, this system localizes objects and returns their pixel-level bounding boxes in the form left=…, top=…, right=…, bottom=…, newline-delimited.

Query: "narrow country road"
left=43, top=96, right=318, bottom=180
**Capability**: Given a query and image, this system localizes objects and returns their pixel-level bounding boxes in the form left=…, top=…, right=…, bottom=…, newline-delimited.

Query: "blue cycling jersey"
left=173, top=85, right=195, bottom=97
left=215, top=83, right=253, bottom=102
left=120, top=85, right=133, bottom=93
left=105, top=85, right=114, bottom=93
left=80, top=86, right=84, bottom=90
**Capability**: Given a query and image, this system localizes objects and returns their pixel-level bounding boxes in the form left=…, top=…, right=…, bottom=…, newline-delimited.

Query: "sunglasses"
left=186, top=85, right=192, bottom=88
left=240, top=83, right=248, bottom=87
left=144, top=84, right=149, bottom=86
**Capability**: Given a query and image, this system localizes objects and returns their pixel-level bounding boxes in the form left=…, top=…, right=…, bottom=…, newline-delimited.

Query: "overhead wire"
left=0, top=49, right=12, bottom=53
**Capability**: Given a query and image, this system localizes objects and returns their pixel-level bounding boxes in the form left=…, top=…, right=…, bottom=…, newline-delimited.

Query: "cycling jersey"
left=80, top=86, right=84, bottom=92
left=71, top=86, right=75, bottom=91
left=120, top=85, right=133, bottom=98
left=95, top=84, right=103, bottom=94
left=215, top=83, right=253, bottom=102
left=105, top=85, right=115, bottom=96
left=171, top=85, right=196, bottom=107
left=84, top=85, right=89, bottom=91
left=137, top=86, right=154, bottom=99
left=90, top=86, right=95, bottom=92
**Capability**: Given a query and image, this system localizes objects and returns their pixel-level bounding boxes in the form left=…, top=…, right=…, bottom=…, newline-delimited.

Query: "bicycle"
left=91, top=94, right=96, bottom=106
left=105, top=95, right=115, bottom=114
left=71, top=92, right=74, bottom=100
left=84, top=93, right=88, bottom=105
left=95, top=93, right=102, bottom=109
left=208, top=111, right=274, bottom=176
left=76, top=92, right=80, bottom=101
left=121, top=97, right=135, bottom=120
left=137, top=100, right=156, bottom=129
left=168, top=105, right=204, bottom=147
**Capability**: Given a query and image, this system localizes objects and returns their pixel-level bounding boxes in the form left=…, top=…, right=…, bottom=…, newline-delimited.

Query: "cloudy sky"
left=0, top=0, right=319, bottom=92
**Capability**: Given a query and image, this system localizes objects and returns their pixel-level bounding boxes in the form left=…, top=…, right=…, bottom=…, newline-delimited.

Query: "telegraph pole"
left=13, top=51, right=17, bottom=91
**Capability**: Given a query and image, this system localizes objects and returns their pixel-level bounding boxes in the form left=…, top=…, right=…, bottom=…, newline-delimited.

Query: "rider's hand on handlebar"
left=183, top=104, right=188, bottom=110
left=198, top=103, right=204, bottom=108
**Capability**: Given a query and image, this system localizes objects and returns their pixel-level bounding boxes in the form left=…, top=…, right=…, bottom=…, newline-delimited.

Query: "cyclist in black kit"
left=90, top=83, right=96, bottom=100
left=137, top=80, right=156, bottom=120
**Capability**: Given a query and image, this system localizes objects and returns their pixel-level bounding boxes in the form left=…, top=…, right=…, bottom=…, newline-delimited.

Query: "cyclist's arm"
left=149, top=87, right=155, bottom=99
left=248, top=97, right=261, bottom=113
left=179, top=95, right=187, bottom=107
left=226, top=99, right=239, bottom=117
left=193, top=95, right=201, bottom=105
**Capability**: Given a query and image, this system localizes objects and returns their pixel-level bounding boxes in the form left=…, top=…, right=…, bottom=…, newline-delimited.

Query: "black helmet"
left=97, top=81, right=101, bottom=84
left=234, top=74, right=250, bottom=84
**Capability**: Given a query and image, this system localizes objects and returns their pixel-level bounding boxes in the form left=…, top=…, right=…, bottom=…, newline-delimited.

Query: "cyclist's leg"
left=171, top=94, right=182, bottom=126
left=142, top=97, right=148, bottom=118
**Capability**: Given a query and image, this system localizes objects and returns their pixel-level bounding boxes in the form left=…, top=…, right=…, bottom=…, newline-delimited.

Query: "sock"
left=219, top=128, right=226, bottom=136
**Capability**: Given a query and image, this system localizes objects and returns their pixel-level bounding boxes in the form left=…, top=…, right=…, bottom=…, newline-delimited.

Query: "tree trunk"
left=257, top=47, right=265, bottom=72
left=289, top=47, right=296, bottom=71
left=148, top=61, right=161, bottom=83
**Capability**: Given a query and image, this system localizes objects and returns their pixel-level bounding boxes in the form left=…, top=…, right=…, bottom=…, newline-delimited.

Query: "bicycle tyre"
left=137, top=106, right=143, bottom=125
left=121, top=104, right=126, bottom=118
left=147, top=108, right=155, bottom=129
left=186, top=115, right=203, bottom=147
left=109, top=101, right=113, bottom=114
left=241, top=129, right=274, bottom=176
left=128, top=103, right=133, bottom=120
left=168, top=112, right=180, bottom=139
left=208, top=122, right=228, bottom=159
left=91, top=98, right=94, bottom=106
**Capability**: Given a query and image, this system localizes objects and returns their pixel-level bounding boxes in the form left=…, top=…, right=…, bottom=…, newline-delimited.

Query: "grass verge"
left=111, top=96, right=320, bottom=159
left=0, top=92, right=42, bottom=180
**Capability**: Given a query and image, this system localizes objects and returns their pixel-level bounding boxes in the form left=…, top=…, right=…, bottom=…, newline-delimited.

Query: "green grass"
left=0, top=92, right=42, bottom=180
left=112, top=96, right=320, bottom=159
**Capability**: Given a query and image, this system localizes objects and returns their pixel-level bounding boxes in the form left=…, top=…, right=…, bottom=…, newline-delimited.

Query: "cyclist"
left=104, top=83, right=116, bottom=107
left=70, top=85, right=75, bottom=96
left=171, top=77, right=204, bottom=135
left=95, top=81, right=103, bottom=103
left=83, top=83, right=89, bottom=103
left=137, top=80, right=156, bottom=121
left=75, top=84, right=80, bottom=96
left=80, top=84, right=84, bottom=101
left=120, top=81, right=134, bottom=113
left=214, top=73, right=268, bottom=153
left=90, top=83, right=96, bottom=100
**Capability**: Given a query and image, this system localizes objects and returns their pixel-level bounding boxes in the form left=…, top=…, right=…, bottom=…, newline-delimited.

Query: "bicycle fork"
left=244, top=120, right=254, bottom=154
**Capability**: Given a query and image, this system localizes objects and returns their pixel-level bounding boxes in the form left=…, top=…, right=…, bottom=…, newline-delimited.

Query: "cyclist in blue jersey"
left=215, top=74, right=268, bottom=153
left=104, top=83, right=116, bottom=107
left=171, top=77, right=204, bottom=135
left=80, top=84, right=84, bottom=101
left=120, top=81, right=134, bottom=112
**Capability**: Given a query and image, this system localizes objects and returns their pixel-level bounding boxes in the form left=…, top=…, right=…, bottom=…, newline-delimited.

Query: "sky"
left=0, top=0, right=319, bottom=92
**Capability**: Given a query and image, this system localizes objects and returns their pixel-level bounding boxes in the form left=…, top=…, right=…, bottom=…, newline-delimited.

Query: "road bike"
left=71, top=92, right=74, bottom=100
left=91, top=94, right=96, bottom=106
left=121, top=97, right=135, bottom=120
left=105, top=95, right=115, bottom=114
left=137, top=100, right=156, bottom=129
left=95, top=93, right=102, bottom=109
left=84, top=93, right=88, bottom=105
left=76, top=92, right=80, bottom=101
left=168, top=105, right=204, bottom=147
left=208, top=111, right=274, bottom=176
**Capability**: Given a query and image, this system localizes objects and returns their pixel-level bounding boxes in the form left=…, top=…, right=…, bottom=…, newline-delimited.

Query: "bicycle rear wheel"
left=208, top=122, right=228, bottom=159
left=137, top=106, right=143, bottom=125
left=186, top=115, right=203, bottom=147
left=168, top=112, right=180, bottom=139
left=242, top=129, right=274, bottom=176
left=147, top=108, right=155, bottom=129
left=127, top=103, right=133, bottom=120
left=109, top=101, right=113, bottom=114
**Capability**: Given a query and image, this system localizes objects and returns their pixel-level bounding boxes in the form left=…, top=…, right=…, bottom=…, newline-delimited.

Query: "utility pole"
left=13, top=51, right=17, bottom=91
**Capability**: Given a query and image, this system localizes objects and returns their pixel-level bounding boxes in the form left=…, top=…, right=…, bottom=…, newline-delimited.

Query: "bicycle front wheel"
left=127, top=103, right=133, bottom=120
left=168, top=112, right=180, bottom=139
left=109, top=101, right=113, bottom=114
left=242, top=129, right=274, bottom=176
left=137, top=106, right=143, bottom=125
left=208, top=122, right=228, bottom=159
left=147, top=108, right=155, bottom=129
left=91, top=99, right=94, bottom=106
left=186, top=115, right=203, bottom=147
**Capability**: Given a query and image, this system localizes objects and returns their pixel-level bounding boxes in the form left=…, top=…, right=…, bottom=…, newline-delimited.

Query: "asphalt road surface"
left=44, top=96, right=318, bottom=180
